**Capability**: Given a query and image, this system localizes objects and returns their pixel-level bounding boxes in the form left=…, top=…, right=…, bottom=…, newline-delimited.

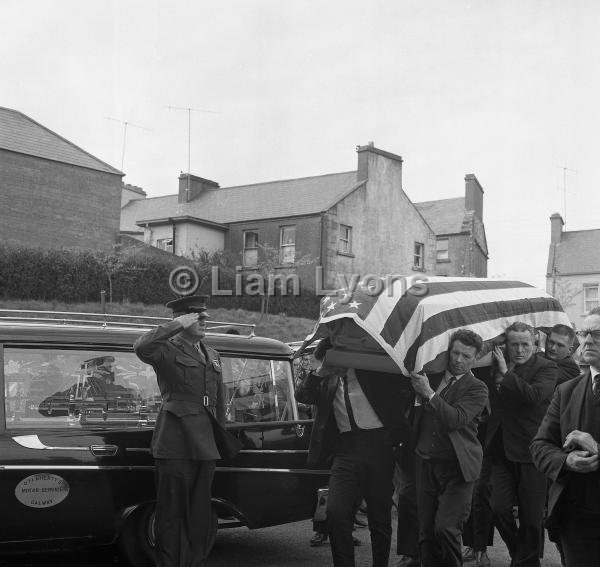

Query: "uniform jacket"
left=484, top=353, right=557, bottom=463
left=530, top=368, right=598, bottom=523
left=412, top=371, right=489, bottom=482
left=134, top=319, right=231, bottom=460
left=295, top=369, right=413, bottom=467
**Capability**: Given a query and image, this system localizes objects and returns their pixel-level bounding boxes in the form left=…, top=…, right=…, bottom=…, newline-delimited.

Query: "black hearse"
left=0, top=311, right=326, bottom=566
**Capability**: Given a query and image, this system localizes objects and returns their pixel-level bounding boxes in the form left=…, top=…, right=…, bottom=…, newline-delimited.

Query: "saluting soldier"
left=134, top=294, right=238, bottom=567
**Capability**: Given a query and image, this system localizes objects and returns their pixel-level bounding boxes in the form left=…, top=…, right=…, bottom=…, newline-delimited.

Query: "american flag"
left=296, top=276, right=571, bottom=375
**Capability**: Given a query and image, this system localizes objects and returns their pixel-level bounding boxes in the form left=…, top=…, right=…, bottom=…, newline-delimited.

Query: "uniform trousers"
left=395, top=450, right=419, bottom=558
left=416, top=456, right=474, bottom=567
left=490, top=456, right=546, bottom=567
left=327, top=428, right=395, bottom=567
left=154, top=458, right=216, bottom=567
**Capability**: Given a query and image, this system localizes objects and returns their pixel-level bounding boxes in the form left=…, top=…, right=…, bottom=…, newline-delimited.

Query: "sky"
left=2, top=0, right=599, bottom=289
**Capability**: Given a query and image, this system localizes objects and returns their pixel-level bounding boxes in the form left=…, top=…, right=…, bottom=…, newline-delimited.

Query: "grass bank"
left=0, top=299, right=316, bottom=343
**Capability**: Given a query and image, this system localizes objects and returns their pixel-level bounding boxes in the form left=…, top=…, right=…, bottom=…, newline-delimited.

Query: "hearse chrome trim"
left=238, top=449, right=309, bottom=454
left=12, top=434, right=89, bottom=451
left=215, top=467, right=329, bottom=474
left=0, top=465, right=155, bottom=471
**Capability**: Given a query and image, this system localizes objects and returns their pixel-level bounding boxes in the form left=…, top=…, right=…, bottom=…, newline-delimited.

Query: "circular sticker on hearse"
left=15, top=473, right=70, bottom=508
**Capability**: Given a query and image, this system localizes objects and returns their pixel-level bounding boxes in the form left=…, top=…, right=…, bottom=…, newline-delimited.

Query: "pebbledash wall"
left=0, top=149, right=122, bottom=251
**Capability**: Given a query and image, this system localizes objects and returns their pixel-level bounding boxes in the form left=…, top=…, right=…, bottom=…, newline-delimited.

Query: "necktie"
left=342, top=376, right=359, bottom=431
left=593, top=375, right=600, bottom=402
left=440, top=376, right=457, bottom=400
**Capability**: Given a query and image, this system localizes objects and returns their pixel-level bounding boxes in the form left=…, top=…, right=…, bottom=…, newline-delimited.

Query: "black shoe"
left=396, top=555, right=419, bottom=567
left=353, top=515, right=368, bottom=527
left=310, top=532, right=328, bottom=547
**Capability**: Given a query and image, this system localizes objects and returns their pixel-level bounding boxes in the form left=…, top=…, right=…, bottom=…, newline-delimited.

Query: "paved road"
left=0, top=511, right=562, bottom=566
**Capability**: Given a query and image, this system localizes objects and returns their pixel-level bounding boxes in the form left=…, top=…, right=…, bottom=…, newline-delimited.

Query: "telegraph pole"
left=167, top=105, right=218, bottom=201
left=105, top=117, right=151, bottom=172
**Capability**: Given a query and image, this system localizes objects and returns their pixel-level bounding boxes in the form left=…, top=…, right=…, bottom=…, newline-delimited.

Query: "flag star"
left=325, top=302, right=337, bottom=312
left=348, top=301, right=361, bottom=309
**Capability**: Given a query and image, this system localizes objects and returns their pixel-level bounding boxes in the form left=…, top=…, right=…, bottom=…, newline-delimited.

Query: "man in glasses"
left=531, top=307, right=600, bottom=566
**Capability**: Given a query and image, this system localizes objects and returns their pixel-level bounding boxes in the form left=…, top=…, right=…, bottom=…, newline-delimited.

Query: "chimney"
left=464, top=174, right=484, bottom=219
left=178, top=173, right=220, bottom=203
left=356, top=141, right=403, bottom=184
left=550, top=213, right=564, bottom=244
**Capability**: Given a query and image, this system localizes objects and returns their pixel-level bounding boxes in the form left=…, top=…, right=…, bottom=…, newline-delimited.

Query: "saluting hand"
left=176, top=313, right=200, bottom=329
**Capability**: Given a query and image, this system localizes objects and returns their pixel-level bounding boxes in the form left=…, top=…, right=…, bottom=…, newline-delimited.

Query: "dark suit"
left=134, top=320, right=233, bottom=567
left=296, top=369, right=412, bottom=567
left=483, top=353, right=557, bottom=567
left=531, top=369, right=600, bottom=567
left=412, top=371, right=488, bottom=567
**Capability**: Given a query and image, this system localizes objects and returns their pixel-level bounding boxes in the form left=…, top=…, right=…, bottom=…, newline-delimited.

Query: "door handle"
left=294, top=424, right=305, bottom=438
left=90, top=444, right=119, bottom=457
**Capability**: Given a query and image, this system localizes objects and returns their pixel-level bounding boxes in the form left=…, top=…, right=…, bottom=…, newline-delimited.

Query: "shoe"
left=352, top=536, right=361, bottom=546
left=462, top=547, right=476, bottom=562
left=353, top=515, right=368, bottom=527
left=396, top=555, right=419, bottom=567
left=474, top=550, right=490, bottom=567
left=310, top=532, right=328, bottom=547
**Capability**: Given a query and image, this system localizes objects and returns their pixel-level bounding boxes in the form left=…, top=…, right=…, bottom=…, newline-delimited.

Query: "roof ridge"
left=0, top=106, right=122, bottom=176
left=414, top=196, right=464, bottom=206
left=222, top=170, right=357, bottom=191
left=563, top=228, right=600, bottom=235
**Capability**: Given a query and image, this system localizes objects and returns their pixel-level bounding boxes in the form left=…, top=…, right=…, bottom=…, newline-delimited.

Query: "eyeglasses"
left=575, top=329, right=600, bottom=342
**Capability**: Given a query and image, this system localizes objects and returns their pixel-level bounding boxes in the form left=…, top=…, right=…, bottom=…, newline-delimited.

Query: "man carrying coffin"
left=409, top=328, right=489, bottom=567
left=295, top=338, right=413, bottom=567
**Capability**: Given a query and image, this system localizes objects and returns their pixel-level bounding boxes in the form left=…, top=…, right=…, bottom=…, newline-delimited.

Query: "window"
left=221, top=357, right=295, bottom=423
left=4, top=348, right=159, bottom=430
left=414, top=242, right=424, bottom=270
left=280, top=226, right=296, bottom=264
left=156, top=238, right=173, bottom=253
left=243, top=231, right=259, bottom=267
left=584, top=284, right=600, bottom=314
left=338, top=225, right=353, bottom=254
left=436, top=238, right=449, bottom=262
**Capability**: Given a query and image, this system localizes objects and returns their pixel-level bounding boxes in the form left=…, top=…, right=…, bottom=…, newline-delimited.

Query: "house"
left=0, top=106, right=123, bottom=251
left=414, top=174, right=488, bottom=277
left=121, top=143, right=488, bottom=290
left=546, top=213, right=600, bottom=328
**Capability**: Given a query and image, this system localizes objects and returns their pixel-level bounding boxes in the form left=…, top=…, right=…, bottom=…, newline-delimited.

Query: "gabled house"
left=121, top=143, right=488, bottom=290
left=547, top=213, right=600, bottom=328
left=0, top=107, right=123, bottom=251
left=414, top=174, right=488, bottom=277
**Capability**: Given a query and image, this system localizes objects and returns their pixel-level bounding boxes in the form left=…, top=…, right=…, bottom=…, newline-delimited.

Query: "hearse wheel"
left=119, top=503, right=219, bottom=567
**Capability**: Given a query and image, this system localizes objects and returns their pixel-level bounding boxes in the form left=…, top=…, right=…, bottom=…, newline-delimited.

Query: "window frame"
left=156, top=238, right=173, bottom=253
left=338, top=224, right=353, bottom=255
left=279, top=225, right=296, bottom=265
left=436, top=238, right=449, bottom=262
left=413, top=241, right=424, bottom=270
left=583, top=283, right=600, bottom=314
left=242, top=230, right=259, bottom=268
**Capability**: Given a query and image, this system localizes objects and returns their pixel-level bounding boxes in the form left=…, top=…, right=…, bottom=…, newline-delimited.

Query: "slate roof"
left=414, top=197, right=466, bottom=235
left=548, top=229, right=600, bottom=275
left=121, top=171, right=361, bottom=230
left=0, top=106, right=122, bottom=175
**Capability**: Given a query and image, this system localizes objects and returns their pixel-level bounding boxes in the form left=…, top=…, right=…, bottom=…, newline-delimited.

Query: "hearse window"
left=4, top=347, right=160, bottom=430
left=222, top=356, right=296, bottom=423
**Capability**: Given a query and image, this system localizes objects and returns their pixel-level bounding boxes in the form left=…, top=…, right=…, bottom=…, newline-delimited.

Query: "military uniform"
left=134, top=300, right=229, bottom=567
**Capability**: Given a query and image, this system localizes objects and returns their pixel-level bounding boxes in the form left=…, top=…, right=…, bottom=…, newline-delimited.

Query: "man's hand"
left=175, top=313, right=199, bottom=329
left=563, top=430, right=599, bottom=455
left=493, top=346, right=509, bottom=376
left=564, top=449, right=600, bottom=473
left=410, top=372, right=434, bottom=400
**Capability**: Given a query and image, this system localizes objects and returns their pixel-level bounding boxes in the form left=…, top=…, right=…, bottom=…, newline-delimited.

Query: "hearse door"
left=1, top=346, right=155, bottom=546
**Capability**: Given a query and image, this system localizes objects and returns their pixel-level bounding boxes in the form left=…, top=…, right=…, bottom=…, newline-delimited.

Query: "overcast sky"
left=3, top=0, right=599, bottom=289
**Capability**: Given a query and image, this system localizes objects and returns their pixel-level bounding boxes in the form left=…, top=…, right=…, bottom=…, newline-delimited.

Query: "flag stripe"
left=380, top=280, right=532, bottom=347
left=402, top=296, right=565, bottom=370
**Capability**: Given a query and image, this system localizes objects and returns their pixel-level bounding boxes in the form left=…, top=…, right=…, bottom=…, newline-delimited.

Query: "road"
left=0, top=511, right=562, bottom=566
